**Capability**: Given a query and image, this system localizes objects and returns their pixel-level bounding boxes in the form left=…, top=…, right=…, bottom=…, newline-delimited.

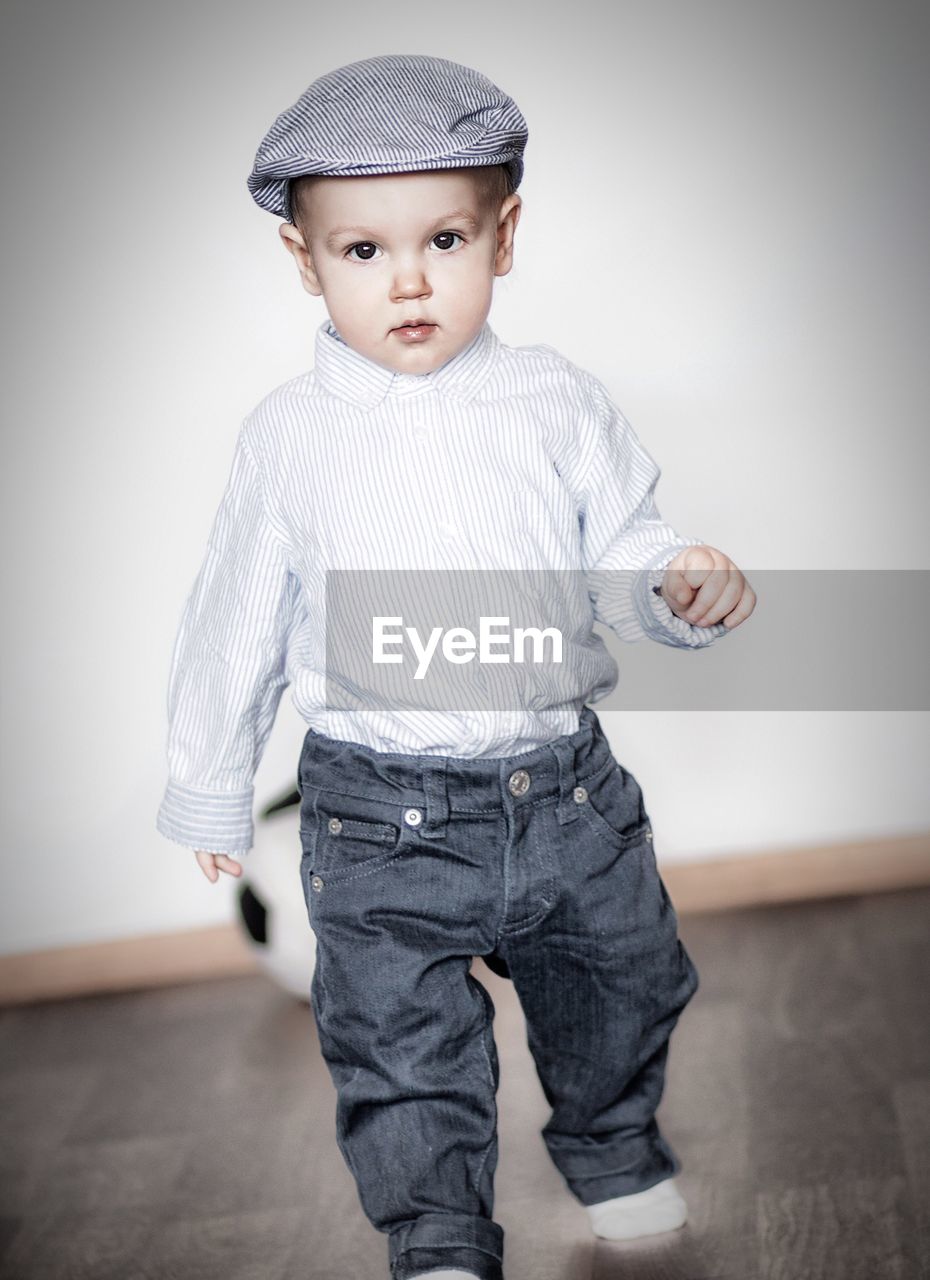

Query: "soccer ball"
left=234, top=788, right=316, bottom=1001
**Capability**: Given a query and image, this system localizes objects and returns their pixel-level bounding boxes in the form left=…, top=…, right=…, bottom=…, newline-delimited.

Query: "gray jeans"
left=297, top=705, right=700, bottom=1280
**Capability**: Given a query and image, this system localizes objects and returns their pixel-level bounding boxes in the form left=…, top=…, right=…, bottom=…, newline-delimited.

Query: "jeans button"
left=508, top=769, right=531, bottom=797
left=404, top=807, right=423, bottom=827
left=573, top=785, right=588, bottom=803
left=328, top=817, right=342, bottom=835
left=311, top=875, right=324, bottom=892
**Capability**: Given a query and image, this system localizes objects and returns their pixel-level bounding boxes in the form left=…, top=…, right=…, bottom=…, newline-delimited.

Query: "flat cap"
left=247, top=53, right=528, bottom=221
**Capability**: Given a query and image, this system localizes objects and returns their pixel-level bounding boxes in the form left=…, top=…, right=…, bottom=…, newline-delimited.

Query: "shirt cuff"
left=634, top=549, right=731, bottom=649
left=156, top=780, right=254, bottom=854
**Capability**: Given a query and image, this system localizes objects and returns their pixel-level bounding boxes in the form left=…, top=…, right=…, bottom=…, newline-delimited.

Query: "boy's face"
left=279, top=170, right=522, bottom=376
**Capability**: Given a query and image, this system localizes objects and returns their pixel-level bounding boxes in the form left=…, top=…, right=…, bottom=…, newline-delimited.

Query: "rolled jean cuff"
left=389, top=1213, right=504, bottom=1280
left=547, top=1124, right=682, bottom=1206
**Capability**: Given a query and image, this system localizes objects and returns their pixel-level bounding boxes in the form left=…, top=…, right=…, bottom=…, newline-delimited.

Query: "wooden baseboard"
left=2, top=831, right=928, bottom=1005
left=665, top=830, right=930, bottom=913
left=0, top=925, right=261, bottom=1007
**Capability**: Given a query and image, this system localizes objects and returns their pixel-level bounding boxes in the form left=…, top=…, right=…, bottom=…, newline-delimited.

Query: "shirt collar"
left=313, top=318, right=502, bottom=409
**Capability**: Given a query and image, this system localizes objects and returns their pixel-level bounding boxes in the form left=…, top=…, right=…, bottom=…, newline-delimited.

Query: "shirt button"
left=311, top=875, right=324, bottom=892
left=404, top=807, right=423, bottom=827
left=573, top=786, right=588, bottom=804
left=508, top=769, right=531, bottom=797
left=438, top=522, right=458, bottom=540
left=328, top=817, right=342, bottom=834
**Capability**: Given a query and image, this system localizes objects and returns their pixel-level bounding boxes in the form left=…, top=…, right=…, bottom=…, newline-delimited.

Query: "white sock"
left=407, top=1272, right=482, bottom=1279
left=585, top=1175, right=688, bottom=1240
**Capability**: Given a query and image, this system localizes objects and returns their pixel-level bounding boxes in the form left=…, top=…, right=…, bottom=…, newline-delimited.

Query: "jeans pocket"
left=312, top=794, right=406, bottom=884
left=576, top=760, right=650, bottom=851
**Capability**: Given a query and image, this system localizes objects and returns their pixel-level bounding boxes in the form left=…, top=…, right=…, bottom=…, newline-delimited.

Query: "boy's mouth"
left=391, top=320, right=437, bottom=343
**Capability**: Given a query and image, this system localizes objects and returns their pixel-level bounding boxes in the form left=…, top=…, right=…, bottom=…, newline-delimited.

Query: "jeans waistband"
left=298, top=705, right=614, bottom=840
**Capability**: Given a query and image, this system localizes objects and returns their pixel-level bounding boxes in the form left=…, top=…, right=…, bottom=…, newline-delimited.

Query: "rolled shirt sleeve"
left=156, top=425, right=300, bottom=854
left=576, top=376, right=730, bottom=649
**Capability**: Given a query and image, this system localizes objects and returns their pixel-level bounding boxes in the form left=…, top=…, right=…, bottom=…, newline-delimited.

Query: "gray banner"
left=322, top=569, right=930, bottom=712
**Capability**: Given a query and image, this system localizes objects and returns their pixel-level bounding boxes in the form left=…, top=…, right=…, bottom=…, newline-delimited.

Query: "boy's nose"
left=390, top=263, right=432, bottom=300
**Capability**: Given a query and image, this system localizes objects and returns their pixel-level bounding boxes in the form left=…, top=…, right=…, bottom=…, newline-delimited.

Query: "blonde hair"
left=288, top=163, right=515, bottom=240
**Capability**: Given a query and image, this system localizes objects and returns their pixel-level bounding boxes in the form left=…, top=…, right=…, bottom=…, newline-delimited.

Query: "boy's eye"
left=344, top=232, right=464, bottom=262
left=346, top=242, right=381, bottom=262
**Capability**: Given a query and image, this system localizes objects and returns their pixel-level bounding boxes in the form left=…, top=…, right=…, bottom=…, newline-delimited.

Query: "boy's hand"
left=659, top=545, right=756, bottom=630
left=195, top=851, right=244, bottom=882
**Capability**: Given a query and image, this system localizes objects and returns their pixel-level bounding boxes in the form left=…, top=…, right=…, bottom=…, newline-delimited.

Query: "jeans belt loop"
left=548, top=737, right=581, bottom=826
left=420, top=757, right=449, bottom=839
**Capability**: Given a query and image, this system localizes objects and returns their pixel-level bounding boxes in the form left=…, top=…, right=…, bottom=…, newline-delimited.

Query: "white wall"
left=1, top=0, right=927, bottom=954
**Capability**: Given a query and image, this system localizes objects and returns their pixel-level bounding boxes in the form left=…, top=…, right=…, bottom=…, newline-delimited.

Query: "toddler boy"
left=157, top=54, right=754, bottom=1280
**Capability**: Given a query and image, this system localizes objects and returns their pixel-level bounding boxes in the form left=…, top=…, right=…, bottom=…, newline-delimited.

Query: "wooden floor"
left=2, top=887, right=928, bottom=1280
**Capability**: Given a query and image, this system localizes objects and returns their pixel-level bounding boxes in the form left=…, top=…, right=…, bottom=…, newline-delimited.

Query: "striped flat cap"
left=247, top=53, right=528, bottom=221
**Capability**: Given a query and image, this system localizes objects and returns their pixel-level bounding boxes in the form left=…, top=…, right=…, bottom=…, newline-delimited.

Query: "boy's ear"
left=278, top=222, right=323, bottom=296
left=493, top=194, right=522, bottom=278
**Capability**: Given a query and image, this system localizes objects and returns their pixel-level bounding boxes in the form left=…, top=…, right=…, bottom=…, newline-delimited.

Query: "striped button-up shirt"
left=156, top=319, right=728, bottom=854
